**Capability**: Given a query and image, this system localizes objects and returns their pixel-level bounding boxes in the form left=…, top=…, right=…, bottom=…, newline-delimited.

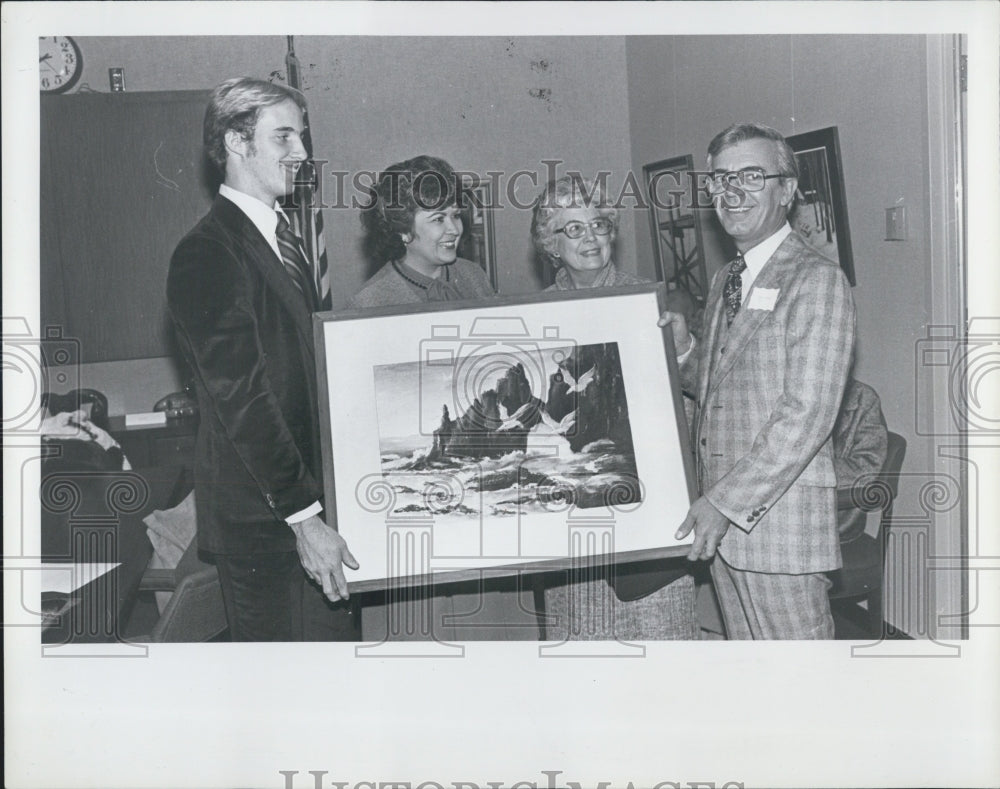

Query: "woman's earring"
left=402, top=233, right=413, bottom=244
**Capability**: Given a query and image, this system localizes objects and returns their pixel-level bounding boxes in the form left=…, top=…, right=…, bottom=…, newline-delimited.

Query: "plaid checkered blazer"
left=681, top=232, right=856, bottom=574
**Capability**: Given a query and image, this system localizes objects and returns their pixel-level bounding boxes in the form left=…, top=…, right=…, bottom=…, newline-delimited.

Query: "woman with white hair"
left=530, top=174, right=697, bottom=641
left=531, top=175, right=645, bottom=291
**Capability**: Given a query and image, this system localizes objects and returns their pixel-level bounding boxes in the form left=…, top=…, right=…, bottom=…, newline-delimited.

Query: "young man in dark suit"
left=662, top=122, right=856, bottom=639
left=168, top=77, right=358, bottom=641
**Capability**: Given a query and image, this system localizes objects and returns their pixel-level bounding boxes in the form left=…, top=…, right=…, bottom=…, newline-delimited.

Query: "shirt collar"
left=553, top=263, right=618, bottom=291
left=392, top=259, right=451, bottom=289
left=740, top=222, right=792, bottom=287
left=219, top=183, right=286, bottom=240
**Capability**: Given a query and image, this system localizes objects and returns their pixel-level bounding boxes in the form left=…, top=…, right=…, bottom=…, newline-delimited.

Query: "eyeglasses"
left=705, top=167, right=785, bottom=196
left=554, top=218, right=613, bottom=239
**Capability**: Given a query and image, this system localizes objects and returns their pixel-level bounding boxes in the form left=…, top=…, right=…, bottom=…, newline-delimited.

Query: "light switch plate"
left=885, top=206, right=907, bottom=241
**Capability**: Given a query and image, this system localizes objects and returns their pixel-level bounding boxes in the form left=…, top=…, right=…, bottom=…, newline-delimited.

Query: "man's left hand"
left=290, top=516, right=359, bottom=602
left=676, top=496, right=731, bottom=561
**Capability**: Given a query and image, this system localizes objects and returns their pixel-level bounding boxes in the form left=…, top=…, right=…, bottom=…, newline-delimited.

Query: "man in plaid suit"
left=662, top=123, right=856, bottom=639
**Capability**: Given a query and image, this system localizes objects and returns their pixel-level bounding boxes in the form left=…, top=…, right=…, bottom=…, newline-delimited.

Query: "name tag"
left=747, top=287, right=779, bottom=311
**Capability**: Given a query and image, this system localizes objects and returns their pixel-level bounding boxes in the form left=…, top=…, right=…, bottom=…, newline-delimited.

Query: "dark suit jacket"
left=167, top=195, right=323, bottom=554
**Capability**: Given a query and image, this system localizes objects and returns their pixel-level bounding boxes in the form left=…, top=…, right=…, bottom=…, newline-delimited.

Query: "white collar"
left=219, top=183, right=287, bottom=241
left=740, top=222, right=792, bottom=290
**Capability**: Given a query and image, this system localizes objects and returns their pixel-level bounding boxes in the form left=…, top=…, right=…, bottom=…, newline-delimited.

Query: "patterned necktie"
left=723, top=254, right=747, bottom=326
left=275, top=213, right=319, bottom=311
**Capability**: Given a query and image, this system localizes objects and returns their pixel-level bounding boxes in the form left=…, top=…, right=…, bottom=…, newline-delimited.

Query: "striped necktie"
left=275, top=212, right=319, bottom=311
left=723, top=254, right=747, bottom=326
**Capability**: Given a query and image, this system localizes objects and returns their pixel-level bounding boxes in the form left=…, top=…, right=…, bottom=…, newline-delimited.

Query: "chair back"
left=150, top=565, right=228, bottom=642
left=838, top=431, right=907, bottom=542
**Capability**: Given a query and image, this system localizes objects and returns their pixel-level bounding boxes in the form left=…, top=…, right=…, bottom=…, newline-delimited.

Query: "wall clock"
left=39, top=36, right=82, bottom=94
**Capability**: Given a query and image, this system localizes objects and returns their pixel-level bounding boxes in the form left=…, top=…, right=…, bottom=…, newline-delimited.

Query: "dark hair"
left=706, top=122, right=798, bottom=179
left=361, top=155, right=459, bottom=264
left=203, top=77, right=306, bottom=176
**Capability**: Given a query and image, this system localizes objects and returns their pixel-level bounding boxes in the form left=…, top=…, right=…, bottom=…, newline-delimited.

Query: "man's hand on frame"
left=676, top=496, right=731, bottom=562
left=657, top=310, right=693, bottom=357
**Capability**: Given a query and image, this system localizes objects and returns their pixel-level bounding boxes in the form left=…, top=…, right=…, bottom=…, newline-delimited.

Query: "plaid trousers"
left=710, top=554, right=834, bottom=639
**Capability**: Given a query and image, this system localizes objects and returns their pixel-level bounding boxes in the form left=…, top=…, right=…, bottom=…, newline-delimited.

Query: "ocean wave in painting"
left=374, top=342, right=643, bottom=518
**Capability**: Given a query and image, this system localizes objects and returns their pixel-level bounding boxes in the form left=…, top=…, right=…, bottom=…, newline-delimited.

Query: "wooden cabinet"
left=40, top=90, right=214, bottom=363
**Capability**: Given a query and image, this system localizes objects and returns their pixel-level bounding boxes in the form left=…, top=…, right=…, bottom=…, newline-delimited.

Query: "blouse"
left=348, top=258, right=495, bottom=309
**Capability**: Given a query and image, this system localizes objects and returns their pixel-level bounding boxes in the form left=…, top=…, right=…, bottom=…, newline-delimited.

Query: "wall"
left=626, top=35, right=952, bottom=635
left=56, top=35, right=637, bottom=413
left=294, top=36, right=636, bottom=300
left=58, top=36, right=292, bottom=412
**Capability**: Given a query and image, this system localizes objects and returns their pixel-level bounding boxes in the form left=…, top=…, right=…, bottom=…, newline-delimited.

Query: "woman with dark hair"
left=349, top=156, right=530, bottom=641
left=350, top=155, right=496, bottom=308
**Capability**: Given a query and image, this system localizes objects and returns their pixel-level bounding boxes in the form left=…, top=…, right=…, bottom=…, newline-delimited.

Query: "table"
left=40, top=464, right=189, bottom=645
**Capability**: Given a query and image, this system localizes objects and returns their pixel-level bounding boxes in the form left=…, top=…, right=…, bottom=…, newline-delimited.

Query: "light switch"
left=885, top=205, right=907, bottom=241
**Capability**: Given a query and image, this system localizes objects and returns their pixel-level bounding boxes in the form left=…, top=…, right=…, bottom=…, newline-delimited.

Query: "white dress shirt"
left=217, top=184, right=321, bottom=526
left=738, top=221, right=792, bottom=302
left=676, top=222, right=793, bottom=364
left=218, top=184, right=291, bottom=261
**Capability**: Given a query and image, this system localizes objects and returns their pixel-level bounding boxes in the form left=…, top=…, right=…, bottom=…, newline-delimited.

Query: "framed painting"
left=315, top=284, right=696, bottom=591
left=456, top=174, right=498, bottom=291
left=642, top=154, right=708, bottom=305
left=786, top=126, right=857, bottom=286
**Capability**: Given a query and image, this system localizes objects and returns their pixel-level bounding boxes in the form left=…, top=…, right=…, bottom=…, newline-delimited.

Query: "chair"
left=130, top=534, right=228, bottom=643
left=828, top=431, right=907, bottom=636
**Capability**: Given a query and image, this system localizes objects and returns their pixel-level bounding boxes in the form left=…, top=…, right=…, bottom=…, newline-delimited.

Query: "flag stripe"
left=285, top=38, right=331, bottom=310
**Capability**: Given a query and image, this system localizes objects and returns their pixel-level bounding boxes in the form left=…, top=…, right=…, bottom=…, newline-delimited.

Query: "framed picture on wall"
left=641, top=154, right=708, bottom=305
left=786, top=126, right=857, bottom=286
left=314, top=284, right=696, bottom=592
left=457, top=175, right=498, bottom=291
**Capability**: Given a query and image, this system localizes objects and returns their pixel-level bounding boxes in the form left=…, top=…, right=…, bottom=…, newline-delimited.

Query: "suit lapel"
left=212, top=197, right=316, bottom=362
left=699, top=269, right=727, bottom=402
left=706, top=233, right=806, bottom=395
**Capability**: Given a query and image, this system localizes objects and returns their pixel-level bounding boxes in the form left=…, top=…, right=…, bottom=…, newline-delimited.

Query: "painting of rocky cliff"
left=372, top=342, right=642, bottom=518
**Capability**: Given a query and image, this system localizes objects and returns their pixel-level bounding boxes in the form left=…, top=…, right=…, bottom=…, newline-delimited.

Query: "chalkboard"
left=40, top=90, right=215, bottom=362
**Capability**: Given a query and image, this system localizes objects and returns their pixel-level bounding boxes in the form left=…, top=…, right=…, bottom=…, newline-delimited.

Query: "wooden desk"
left=108, top=415, right=198, bottom=469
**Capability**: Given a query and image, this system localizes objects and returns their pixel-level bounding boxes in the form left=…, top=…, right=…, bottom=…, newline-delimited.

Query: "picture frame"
left=315, top=284, right=696, bottom=592
left=786, top=126, right=857, bottom=286
left=642, top=154, right=709, bottom=305
left=457, top=174, right=499, bottom=291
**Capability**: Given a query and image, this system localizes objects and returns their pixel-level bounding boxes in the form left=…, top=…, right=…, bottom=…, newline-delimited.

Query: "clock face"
left=39, top=36, right=82, bottom=94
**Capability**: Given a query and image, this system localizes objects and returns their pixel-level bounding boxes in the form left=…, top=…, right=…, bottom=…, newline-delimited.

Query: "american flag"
left=282, top=36, right=331, bottom=310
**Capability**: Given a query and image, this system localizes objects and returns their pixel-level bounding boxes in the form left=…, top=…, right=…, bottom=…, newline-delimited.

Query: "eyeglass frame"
left=705, top=166, right=789, bottom=196
left=553, top=217, right=614, bottom=239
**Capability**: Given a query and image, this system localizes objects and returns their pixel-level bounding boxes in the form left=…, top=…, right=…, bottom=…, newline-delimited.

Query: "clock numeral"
left=41, top=77, right=50, bottom=88
left=65, top=54, right=75, bottom=64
